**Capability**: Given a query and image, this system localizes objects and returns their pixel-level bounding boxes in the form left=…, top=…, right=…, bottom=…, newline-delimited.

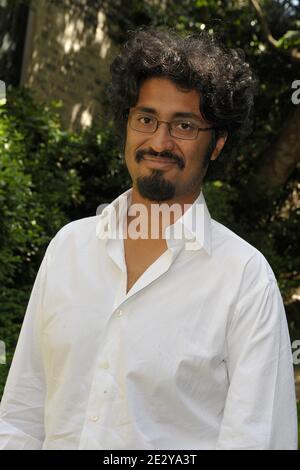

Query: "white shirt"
left=0, top=187, right=297, bottom=450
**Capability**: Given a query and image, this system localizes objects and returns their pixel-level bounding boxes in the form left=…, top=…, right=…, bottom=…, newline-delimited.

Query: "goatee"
left=136, top=171, right=175, bottom=202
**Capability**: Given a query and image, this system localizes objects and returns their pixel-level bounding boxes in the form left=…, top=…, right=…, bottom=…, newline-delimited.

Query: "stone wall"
left=21, top=0, right=118, bottom=131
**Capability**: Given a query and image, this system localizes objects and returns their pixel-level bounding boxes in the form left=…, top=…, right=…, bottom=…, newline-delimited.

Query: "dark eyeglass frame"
left=128, top=112, right=217, bottom=140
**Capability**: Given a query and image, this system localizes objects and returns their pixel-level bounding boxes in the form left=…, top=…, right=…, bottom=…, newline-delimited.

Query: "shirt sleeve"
left=0, top=244, right=51, bottom=450
left=216, top=271, right=298, bottom=450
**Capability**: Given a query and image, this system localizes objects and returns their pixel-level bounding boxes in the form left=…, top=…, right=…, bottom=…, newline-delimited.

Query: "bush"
left=0, top=87, right=83, bottom=288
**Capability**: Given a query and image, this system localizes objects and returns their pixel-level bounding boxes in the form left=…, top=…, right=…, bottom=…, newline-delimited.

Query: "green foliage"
left=0, top=116, right=32, bottom=285
left=0, top=87, right=83, bottom=287
left=65, top=119, right=131, bottom=220
left=202, top=180, right=238, bottom=230
left=278, top=29, right=300, bottom=50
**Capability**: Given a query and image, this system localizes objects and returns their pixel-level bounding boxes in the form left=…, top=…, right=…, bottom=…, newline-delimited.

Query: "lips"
left=140, top=156, right=179, bottom=171
left=142, top=156, right=177, bottom=164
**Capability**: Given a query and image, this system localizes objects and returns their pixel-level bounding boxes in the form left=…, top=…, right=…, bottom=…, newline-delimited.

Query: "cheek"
left=124, top=135, right=141, bottom=175
left=125, top=129, right=139, bottom=154
left=187, top=142, right=209, bottom=164
left=125, top=132, right=150, bottom=163
left=182, top=144, right=200, bottom=165
left=124, top=134, right=135, bottom=164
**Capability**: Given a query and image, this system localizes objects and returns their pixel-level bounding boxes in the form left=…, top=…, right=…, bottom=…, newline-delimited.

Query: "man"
left=0, top=28, right=297, bottom=450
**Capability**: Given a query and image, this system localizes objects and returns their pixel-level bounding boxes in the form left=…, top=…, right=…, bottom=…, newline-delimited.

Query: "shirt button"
left=116, top=309, right=123, bottom=316
left=90, top=415, right=99, bottom=422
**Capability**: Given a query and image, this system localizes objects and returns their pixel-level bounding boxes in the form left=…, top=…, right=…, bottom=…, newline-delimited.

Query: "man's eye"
left=138, top=116, right=154, bottom=125
left=175, top=121, right=195, bottom=131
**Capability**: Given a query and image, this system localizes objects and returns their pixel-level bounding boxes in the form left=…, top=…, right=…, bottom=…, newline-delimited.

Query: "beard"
left=136, top=170, right=176, bottom=202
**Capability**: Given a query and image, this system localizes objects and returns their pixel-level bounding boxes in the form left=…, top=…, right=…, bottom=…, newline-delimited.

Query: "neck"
left=126, top=184, right=201, bottom=240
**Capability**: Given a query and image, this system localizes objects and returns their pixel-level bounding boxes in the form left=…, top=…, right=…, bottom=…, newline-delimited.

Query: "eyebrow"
left=133, top=106, right=204, bottom=122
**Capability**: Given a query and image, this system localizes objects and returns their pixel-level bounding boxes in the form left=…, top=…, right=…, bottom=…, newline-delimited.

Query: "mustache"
left=135, top=149, right=185, bottom=170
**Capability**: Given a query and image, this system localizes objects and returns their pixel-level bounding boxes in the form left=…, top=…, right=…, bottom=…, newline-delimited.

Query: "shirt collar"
left=95, top=188, right=132, bottom=241
left=96, top=187, right=212, bottom=256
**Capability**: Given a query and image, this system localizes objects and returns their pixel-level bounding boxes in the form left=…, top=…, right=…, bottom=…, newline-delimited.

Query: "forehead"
left=135, top=77, right=202, bottom=118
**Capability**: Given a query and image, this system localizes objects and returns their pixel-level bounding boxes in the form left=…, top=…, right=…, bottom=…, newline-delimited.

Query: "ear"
left=210, top=131, right=228, bottom=161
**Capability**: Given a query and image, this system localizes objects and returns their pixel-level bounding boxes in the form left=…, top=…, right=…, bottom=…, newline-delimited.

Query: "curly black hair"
left=107, top=27, right=258, bottom=157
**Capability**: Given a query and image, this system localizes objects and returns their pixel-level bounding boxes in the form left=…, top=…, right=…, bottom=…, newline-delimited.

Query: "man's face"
left=124, top=77, right=227, bottom=202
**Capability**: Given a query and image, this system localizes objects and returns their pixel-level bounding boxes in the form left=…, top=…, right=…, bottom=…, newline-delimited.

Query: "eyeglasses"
left=128, top=112, right=216, bottom=140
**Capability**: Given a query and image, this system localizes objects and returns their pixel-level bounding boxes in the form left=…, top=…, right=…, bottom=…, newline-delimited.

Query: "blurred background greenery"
left=0, top=0, right=299, bottom=448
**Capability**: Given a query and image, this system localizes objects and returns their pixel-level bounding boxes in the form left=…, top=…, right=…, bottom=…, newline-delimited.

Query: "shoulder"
left=46, top=215, right=101, bottom=257
left=55, top=215, right=100, bottom=236
left=210, top=220, right=286, bottom=334
left=211, top=218, right=277, bottom=286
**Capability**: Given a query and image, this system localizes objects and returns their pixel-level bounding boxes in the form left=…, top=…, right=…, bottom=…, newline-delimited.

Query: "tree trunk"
left=257, top=105, right=300, bottom=190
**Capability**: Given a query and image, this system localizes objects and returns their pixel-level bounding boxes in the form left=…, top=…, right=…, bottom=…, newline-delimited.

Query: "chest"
left=124, top=237, right=168, bottom=293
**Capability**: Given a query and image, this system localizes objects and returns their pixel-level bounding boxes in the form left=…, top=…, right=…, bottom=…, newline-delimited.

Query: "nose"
left=147, top=121, right=175, bottom=153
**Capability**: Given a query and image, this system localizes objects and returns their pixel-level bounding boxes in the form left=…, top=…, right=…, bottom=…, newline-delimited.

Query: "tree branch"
left=249, top=0, right=300, bottom=63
